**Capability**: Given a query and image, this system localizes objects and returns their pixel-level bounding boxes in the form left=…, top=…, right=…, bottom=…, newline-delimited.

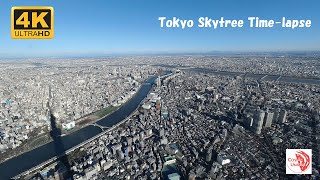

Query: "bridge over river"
left=0, top=72, right=172, bottom=180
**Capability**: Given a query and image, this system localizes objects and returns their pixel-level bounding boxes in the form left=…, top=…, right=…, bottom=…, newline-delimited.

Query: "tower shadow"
left=49, top=114, right=72, bottom=179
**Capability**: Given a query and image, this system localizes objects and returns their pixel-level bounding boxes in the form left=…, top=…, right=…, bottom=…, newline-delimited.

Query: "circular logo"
left=286, top=150, right=311, bottom=173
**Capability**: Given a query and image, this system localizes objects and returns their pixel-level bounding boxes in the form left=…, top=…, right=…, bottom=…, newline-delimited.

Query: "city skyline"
left=0, top=1, right=319, bottom=179
left=0, top=0, right=319, bottom=57
left=0, top=56, right=319, bottom=179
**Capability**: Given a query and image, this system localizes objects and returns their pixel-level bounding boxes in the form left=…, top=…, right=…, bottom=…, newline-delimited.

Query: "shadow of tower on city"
left=49, top=113, right=72, bottom=179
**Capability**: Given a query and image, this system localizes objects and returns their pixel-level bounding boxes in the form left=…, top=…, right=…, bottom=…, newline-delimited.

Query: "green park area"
left=93, top=105, right=118, bottom=119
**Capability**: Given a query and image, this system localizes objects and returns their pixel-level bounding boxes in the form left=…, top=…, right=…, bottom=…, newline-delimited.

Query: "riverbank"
left=0, top=78, right=148, bottom=164
left=0, top=74, right=160, bottom=180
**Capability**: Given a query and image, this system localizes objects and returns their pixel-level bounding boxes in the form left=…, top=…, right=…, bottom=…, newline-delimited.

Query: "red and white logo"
left=286, top=149, right=312, bottom=174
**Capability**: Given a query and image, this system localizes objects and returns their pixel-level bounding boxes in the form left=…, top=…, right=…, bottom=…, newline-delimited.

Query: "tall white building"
left=156, top=76, right=161, bottom=88
left=264, top=110, right=274, bottom=128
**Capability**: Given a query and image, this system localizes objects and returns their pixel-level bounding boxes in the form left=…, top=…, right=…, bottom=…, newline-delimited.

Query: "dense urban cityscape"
left=0, top=55, right=319, bottom=179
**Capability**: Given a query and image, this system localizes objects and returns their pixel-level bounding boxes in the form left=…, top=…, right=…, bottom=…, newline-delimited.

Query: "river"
left=187, top=68, right=320, bottom=85
left=1, top=67, right=318, bottom=179
left=0, top=75, right=158, bottom=180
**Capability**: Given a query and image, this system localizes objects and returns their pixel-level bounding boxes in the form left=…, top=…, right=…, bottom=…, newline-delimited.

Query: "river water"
left=188, top=68, right=320, bottom=85
left=0, top=68, right=319, bottom=179
left=0, top=76, right=157, bottom=180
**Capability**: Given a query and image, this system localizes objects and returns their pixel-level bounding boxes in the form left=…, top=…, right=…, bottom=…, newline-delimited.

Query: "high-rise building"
left=249, top=117, right=253, bottom=127
left=272, top=108, right=280, bottom=123
left=156, top=76, right=161, bottom=88
left=253, top=109, right=265, bottom=134
left=278, top=109, right=287, bottom=123
left=206, top=146, right=213, bottom=162
left=264, top=110, right=274, bottom=128
left=244, top=114, right=254, bottom=128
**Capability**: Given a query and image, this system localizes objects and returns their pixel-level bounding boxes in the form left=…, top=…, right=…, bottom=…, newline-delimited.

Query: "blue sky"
left=0, top=0, right=319, bottom=57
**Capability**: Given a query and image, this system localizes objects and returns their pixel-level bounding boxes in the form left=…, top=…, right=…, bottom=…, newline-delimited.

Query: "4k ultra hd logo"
left=11, top=6, right=54, bottom=39
left=286, top=149, right=312, bottom=174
